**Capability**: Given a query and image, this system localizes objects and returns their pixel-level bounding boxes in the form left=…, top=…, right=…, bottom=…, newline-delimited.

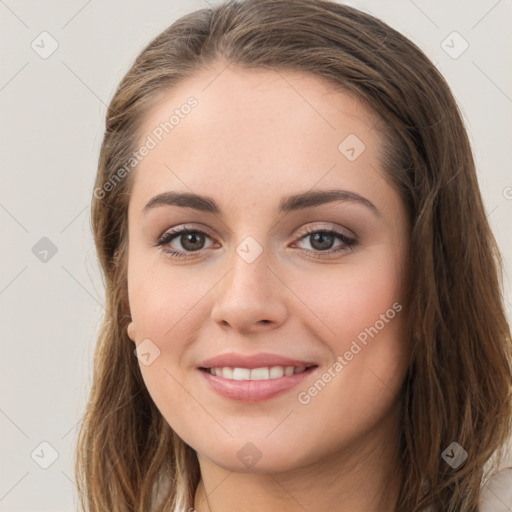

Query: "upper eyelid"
left=158, top=223, right=215, bottom=241
left=158, top=223, right=356, bottom=244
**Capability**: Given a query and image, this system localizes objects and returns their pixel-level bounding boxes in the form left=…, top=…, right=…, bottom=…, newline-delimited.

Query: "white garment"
left=422, top=440, right=512, bottom=512
left=479, top=438, right=512, bottom=512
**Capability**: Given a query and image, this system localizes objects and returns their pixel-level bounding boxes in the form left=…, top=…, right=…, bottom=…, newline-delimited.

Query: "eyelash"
left=156, top=225, right=358, bottom=260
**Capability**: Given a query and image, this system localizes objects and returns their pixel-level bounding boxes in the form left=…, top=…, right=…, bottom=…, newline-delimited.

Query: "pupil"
left=311, top=232, right=333, bottom=250
left=182, top=232, right=203, bottom=251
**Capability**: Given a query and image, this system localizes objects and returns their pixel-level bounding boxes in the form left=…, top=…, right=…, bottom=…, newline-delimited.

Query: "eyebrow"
left=143, top=188, right=380, bottom=217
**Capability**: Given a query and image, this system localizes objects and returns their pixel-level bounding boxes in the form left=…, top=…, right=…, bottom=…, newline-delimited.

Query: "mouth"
left=197, top=364, right=319, bottom=402
left=199, top=364, right=317, bottom=380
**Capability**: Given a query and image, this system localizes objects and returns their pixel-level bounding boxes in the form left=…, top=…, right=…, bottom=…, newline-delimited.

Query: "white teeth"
left=251, top=367, right=270, bottom=380
left=221, top=367, right=233, bottom=379
left=208, top=365, right=309, bottom=380
left=269, top=366, right=284, bottom=378
left=232, top=368, right=251, bottom=380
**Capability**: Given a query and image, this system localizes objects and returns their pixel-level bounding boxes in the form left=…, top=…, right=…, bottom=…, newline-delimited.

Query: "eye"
left=156, top=224, right=358, bottom=260
left=292, top=226, right=357, bottom=258
left=156, top=225, right=216, bottom=260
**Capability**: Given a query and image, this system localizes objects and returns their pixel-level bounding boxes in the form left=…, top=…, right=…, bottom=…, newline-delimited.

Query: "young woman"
left=75, top=1, right=512, bottom=511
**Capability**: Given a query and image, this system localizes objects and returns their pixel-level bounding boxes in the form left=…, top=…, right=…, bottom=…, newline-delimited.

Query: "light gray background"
left=1, top=0, right=511, bottom=510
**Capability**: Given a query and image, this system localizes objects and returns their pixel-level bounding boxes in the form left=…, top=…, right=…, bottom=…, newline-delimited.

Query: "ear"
left=127, top=321, right=136, bottom=343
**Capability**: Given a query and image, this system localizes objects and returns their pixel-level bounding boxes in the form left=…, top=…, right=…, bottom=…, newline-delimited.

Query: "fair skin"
left=126, top=61, right=411, bottom=512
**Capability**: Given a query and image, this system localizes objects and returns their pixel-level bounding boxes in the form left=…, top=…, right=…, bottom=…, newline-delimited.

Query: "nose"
left=210, top=246, right=289, bottom=334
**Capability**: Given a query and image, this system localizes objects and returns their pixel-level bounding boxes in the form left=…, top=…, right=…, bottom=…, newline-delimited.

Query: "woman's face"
left=126, top=63, right=411, bottom=473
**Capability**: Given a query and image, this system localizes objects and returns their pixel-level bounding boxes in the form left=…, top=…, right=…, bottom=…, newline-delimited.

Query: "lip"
left=197, top=352, right=319, bottom=403
left=198, top=352, right=318, bottom=370
left=198, top=365, right=318, bottom=403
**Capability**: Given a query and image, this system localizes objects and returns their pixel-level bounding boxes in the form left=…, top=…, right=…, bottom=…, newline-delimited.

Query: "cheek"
left=296, top=248, right=404, bottom=345
left=127, top=249, right=210, bottom=340
left=127, top=260, right=210, bottom=434
left=290, top=248, right=408, bottom=421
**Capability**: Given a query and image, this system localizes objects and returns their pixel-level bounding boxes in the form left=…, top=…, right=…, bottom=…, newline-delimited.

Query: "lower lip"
left=198, top=367, right=318, bottom=403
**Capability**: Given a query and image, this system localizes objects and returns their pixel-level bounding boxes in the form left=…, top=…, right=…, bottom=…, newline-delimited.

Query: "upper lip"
left=198, top=352, right=318, bottom=370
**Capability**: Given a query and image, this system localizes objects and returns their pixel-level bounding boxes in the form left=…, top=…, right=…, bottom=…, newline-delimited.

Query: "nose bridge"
left=210, top=235, right=288, bottom=330
left=223, top=235, right=274, bottom=301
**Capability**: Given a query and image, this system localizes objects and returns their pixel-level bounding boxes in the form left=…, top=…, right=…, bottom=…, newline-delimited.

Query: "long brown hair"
left=75, top=1, right=512, bottom=510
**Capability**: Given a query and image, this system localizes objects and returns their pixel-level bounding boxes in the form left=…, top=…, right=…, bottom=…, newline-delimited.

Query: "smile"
left=203, top=365, right=311, bottom=380
left=198, top=365, right=318, bottom=402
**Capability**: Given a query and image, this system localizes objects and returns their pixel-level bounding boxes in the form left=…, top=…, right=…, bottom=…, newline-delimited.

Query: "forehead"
left=138, top=63, right=380, bottom=146
left=130, top=64, right=390, bottom=213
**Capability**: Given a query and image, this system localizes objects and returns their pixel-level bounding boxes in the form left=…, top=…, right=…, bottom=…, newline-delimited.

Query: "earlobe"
left=127, top=321, right=136, bottom=343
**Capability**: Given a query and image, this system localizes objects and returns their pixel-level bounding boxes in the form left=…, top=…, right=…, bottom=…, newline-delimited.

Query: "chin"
left=194, top=435, right=311, bottom=474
